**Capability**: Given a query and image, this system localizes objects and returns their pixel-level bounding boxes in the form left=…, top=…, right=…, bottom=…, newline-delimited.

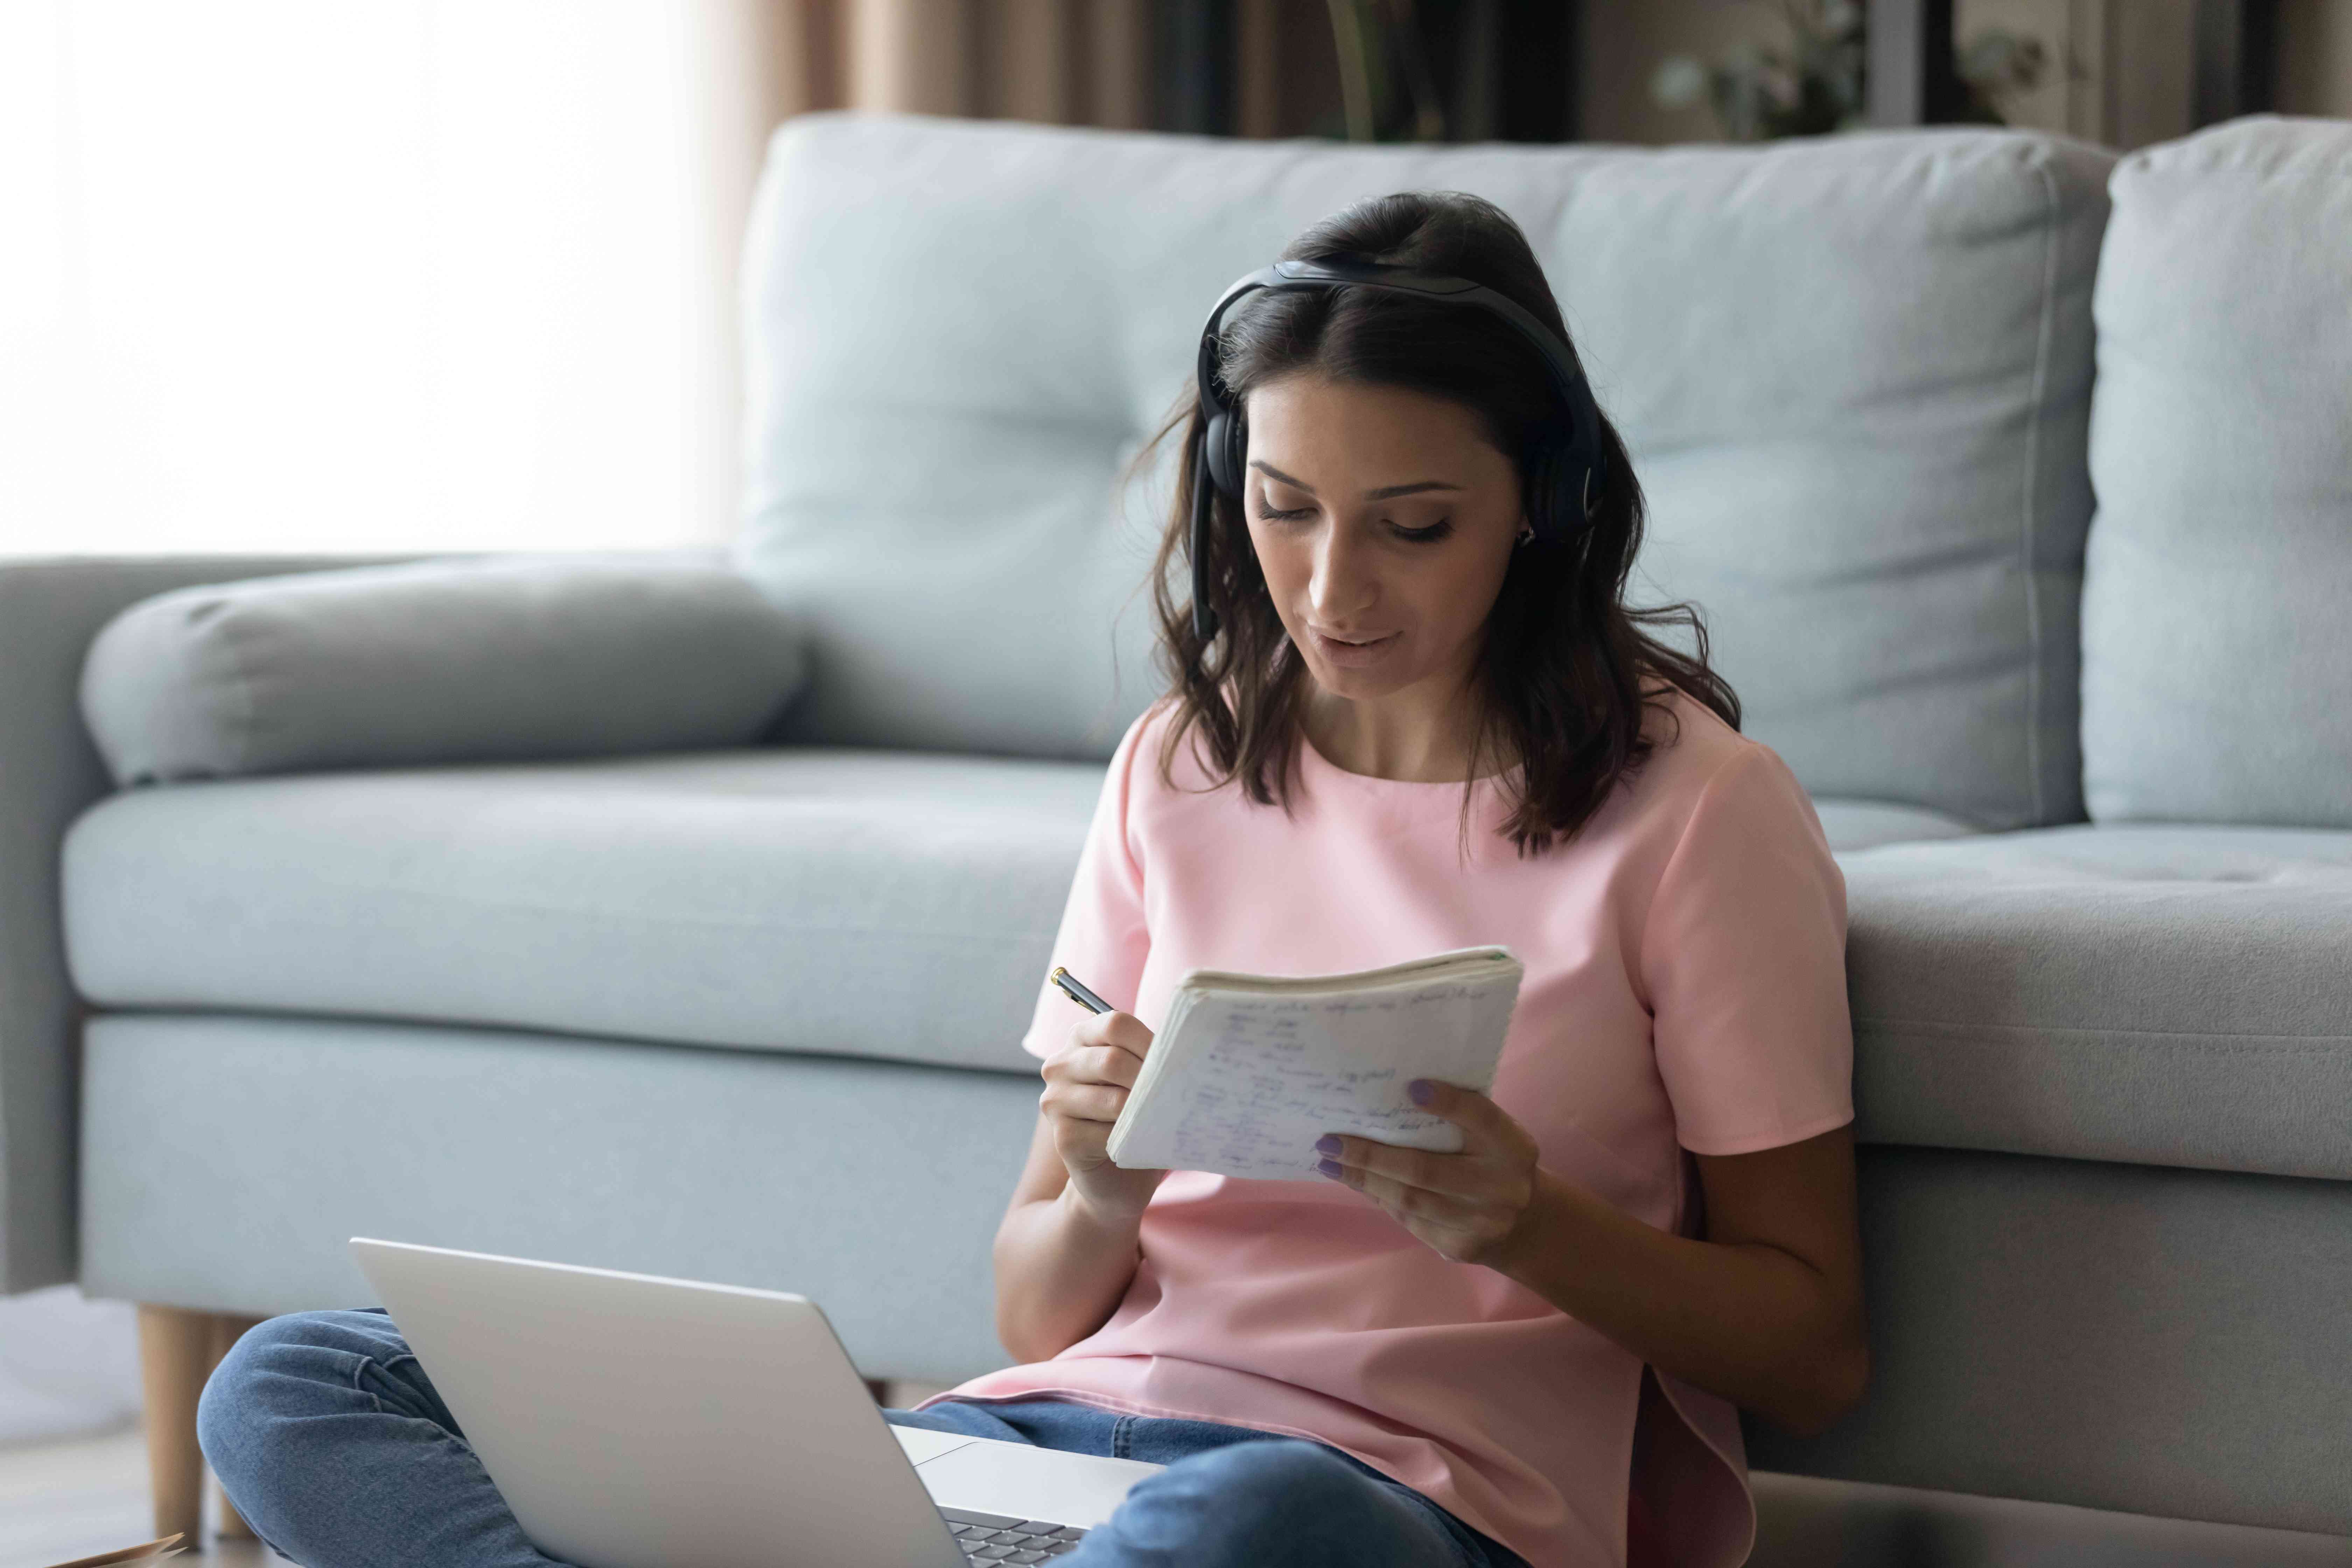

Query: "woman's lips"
left=1306, top=627, right=1401, bottom=668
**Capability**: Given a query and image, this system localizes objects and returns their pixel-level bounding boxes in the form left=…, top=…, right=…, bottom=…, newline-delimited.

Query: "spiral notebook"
left=1105, top=946, right=1523, bottom=1181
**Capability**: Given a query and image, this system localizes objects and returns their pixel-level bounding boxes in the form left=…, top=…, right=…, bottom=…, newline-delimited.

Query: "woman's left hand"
left=1316, top=1080, right=1547, bottom=1268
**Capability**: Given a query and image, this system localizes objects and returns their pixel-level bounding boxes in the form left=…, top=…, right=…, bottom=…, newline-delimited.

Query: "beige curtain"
left=764, top=0, right=1150, bottom=128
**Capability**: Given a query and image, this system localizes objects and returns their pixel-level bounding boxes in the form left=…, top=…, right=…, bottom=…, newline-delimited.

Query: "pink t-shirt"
left=934, top=690, right=1853, bottom=1568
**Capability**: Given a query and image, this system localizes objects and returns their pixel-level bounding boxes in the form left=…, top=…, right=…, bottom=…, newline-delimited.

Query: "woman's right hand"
left=1039, top=1010, right=1167, bottom=1221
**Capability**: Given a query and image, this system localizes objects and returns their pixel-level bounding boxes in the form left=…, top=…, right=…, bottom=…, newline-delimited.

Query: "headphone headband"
left=1189, top=257, right=1608, bottom=642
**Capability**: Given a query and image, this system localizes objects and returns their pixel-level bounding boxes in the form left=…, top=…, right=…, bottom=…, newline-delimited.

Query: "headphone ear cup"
left=1522, top=440, right=1564, bottom=544
left=1528, top=436, right=1604, bottom=543
left=1204, top=408, right=1246, bottom=497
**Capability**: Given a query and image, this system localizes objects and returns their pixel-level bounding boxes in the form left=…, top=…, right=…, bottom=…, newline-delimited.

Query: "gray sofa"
left=5, top=111, right=2349, bottom=1563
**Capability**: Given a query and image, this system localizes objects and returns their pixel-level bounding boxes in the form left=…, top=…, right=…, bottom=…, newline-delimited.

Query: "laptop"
left=348, top=1238, right=1162, bottom=1568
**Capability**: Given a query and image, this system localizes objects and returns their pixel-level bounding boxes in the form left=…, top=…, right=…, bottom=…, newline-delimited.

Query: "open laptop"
left=349, top=1238, right=1161, bottom=1568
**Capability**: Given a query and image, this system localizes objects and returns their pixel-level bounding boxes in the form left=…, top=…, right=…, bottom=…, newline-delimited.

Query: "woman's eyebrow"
left=1248, top=461, right=1463, bottom=500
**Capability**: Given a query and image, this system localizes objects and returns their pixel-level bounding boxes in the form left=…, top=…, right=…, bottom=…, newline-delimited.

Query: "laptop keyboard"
left=939, top=1504, right=1086, bottom=1560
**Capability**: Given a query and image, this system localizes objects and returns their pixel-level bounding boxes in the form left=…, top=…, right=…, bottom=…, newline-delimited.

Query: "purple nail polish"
left=1407, top=1079, right=1436, bottom=1106
left=1314, top=1134, right=1342, bottom=1155
left=1316, top=1157, right=1344, bottom=1179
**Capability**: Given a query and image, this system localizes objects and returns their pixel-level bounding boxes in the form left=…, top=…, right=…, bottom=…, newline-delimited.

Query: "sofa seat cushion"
left=61, top=751, right=1974, bottom=1079
left=1842, top=825, right=2352, bottom=1179
left=63, top=749, right=1104, bottom=1075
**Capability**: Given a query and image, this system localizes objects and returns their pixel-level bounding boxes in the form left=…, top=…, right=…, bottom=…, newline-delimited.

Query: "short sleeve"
left=1017, top=709, right=1156, bottom=1060
left=1639, top=743, right=1854, bottom=1155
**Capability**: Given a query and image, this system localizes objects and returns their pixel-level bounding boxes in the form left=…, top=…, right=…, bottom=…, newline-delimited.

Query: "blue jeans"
left=199, top=1309, right=1526, bottom=1568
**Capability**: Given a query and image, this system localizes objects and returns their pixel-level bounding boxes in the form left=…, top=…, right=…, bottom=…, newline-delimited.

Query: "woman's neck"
left=1301, top=679, right=1503, bottom=784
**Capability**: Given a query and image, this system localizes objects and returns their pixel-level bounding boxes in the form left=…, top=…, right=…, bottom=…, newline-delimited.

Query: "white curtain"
left=0, top=0, right=785, bottom=558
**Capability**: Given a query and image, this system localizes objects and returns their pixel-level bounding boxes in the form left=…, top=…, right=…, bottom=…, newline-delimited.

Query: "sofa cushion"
left=79, top=555, right=808, bottom=785
left=738, top=114, right=2112, bottom=830
left=63, top=749, right=1102, bottom=1076
left=2081, top=117, right=2352, bottom=827
left=62, top=745, right=1967, bottom=1077
left=1842, top=825, right=2352, bottom=1180
left=1812, top=800, right=1976, bottom=852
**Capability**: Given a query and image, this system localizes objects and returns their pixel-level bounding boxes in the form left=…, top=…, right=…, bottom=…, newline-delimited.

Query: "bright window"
left=0, top=1, right=756, bottom=557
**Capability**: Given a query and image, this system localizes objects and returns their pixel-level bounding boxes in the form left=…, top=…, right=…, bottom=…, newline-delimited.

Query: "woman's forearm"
left=1494, top=1171, right=1867, bottom=1434
left=992, top=1184, right=1148, bottom=1364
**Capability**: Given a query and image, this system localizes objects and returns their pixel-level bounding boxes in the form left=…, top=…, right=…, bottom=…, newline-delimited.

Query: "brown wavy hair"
left=1140, top=191, right=1738, bottom=856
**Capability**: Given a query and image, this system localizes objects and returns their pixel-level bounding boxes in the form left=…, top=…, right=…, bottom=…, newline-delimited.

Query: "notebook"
left=1105, top=946, right=1524, bottom=1180
left=41, top=1536, right=185, bottom=1568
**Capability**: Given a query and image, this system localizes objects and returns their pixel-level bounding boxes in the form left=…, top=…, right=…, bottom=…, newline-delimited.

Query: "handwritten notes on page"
left=1104, top=947, right=1523, bottom=1181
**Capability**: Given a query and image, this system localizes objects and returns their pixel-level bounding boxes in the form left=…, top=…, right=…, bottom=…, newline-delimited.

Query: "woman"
left=201, top=191, right=1863, bottom=1568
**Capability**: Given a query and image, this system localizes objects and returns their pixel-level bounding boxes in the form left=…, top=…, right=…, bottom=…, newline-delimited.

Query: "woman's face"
left=1241, top=372, right=1525, bottom=705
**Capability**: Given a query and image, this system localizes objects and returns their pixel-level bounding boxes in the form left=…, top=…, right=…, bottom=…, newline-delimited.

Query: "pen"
left=1049, top=966, right=1113, bottom=1015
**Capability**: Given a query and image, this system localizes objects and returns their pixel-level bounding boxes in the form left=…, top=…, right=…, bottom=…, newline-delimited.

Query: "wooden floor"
left=0, top=1423, right=289, bottom=1568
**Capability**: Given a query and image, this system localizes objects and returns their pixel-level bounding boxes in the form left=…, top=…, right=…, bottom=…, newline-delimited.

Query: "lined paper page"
left=1107, top=961, right=1520, bottom=1181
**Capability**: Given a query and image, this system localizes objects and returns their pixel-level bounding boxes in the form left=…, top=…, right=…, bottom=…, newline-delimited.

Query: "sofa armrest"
left=0, top=554, right=417, bottom=1292
left=5, top=547, right=756, bottom=1290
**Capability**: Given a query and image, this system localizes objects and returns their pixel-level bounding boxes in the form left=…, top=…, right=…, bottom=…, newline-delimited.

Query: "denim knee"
left=196, top=1309, right=398, bottom=1488
left=1113, top=1438, right=1381, bottom=1562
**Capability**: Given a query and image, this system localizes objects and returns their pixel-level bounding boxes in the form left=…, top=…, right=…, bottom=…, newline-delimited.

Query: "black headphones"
left=1189, top=255, right=1610, bottom=641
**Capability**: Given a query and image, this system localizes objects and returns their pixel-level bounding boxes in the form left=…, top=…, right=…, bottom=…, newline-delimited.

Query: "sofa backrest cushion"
left=737, top=114, right=2112, bottom=829
left=2080, top=116, right=2352, bottom=827
left=82, top=556, right=809, bottom=784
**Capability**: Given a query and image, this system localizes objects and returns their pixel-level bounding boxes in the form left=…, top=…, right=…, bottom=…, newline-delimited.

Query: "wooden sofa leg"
left=138, top=1305, right=214, bottom=1542
left=139, top=1306, right=269, bottom=1542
